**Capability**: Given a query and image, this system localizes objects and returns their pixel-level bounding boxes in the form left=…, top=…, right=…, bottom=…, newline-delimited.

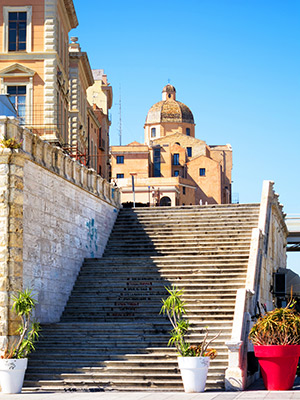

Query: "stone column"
left=225, top=341, right=245, bottom=390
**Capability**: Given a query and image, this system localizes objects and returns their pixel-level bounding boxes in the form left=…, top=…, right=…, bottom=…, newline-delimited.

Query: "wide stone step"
left=112, top=221, right=257, bottom=230
left=36, top=335, right=230, bottom=345
left=40, top=321, right=232, bottom=332
left=103, top=248, right=250, bottom=255
left=82, top=261, right=249, bottom=269
left=28, top=349, right=229, bottom=360
left=70, top=282, right=246, bottom=290
left=112, top=218, right=257, bottom=233
left=70, top=287, right=241, bottom=295
left=106, top=234, right=253, bottom=242
left=119, top=204, right=259, bottom=215
left=27, top=357, right=228, bottom=369
left=65, top=300, right=236, bottom=308
left=72, top=275, right=246, bottom=284
left=23, top=378, right=224, bottom=391
left=59, top=317, right=233, bottom=323
left=93, top=254, right=250, bottom=261
left=32, top=340, right=228, bottom=350
left=77, top=268, right=247, bottom=277
left=110, top=227, right=256, bottom=236
left=105, top=242, right=251, bottom=248
left=61, top=310, right=235, bottom=319
left=105, top=240, right=252, bottom=248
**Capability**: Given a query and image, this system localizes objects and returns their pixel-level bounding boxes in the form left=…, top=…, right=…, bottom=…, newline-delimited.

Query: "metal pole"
left=148, top=186, right=150, bottom=206
left=132, top=174, right=135, bottom=208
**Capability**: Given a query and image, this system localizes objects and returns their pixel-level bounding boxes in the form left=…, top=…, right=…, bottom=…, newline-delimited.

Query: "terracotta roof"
left=127, top=141, right=144, bottom=146
left=146, top=100, right=194, bottom=124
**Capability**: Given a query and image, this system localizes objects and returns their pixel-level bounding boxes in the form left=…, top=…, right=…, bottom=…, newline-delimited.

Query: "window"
left=117, top=174, right=124, bottom=179
left=153, top=147, right=161, bottom=177
left=174, top=170, right=179, bottom=177
left=8, top=12, right=27, bottom=51
left=7, top=86, right=26, bottom=124
left=183, top=187, right=186, bottom=195
left=173, top=153, right=179, bottom=165
left=4, top=7, right=32, bottom=53
left=199, top=168, right=206, bottom=176
left=187, top=147, right=192, bottom=157
left=151, top=127, right=156, bottom=138
left=116, top=156, right=124, bottom=164
left=186, top=128, right=190, bottom=136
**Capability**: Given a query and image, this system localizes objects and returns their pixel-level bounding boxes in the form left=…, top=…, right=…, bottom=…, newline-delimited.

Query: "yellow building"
left=111, top=84, right=232, bottom=206
left=0, top=0, right=78, bottom=144
left=0, top=2, right=112, bottom=176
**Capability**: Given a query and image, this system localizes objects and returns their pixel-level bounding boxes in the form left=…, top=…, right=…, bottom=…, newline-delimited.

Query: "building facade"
left=87, top=69, right=112, bottom=180
left=0, top=1, right=112, bottom=177
left=68, top=37, right=93, bottom=157
left=0, top=0, right=78, bottom=143
left=111, top=84, right=232, bottom=206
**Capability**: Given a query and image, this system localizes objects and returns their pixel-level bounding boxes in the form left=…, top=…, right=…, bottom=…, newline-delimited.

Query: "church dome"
left=145, top=85, right=194, bottom=124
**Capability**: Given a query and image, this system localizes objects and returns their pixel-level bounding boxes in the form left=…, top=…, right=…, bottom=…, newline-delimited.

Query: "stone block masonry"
left=0, top=117, right=120, bottom=350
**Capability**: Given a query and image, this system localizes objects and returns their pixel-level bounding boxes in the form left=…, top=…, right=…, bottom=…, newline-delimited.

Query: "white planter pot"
left=178, top=356, right=210, bottom=393
left=0, top=358, right=28, bottom=394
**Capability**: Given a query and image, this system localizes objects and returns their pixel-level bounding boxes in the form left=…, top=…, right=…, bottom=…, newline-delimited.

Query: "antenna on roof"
left=119, top=85, right=122, bottom=146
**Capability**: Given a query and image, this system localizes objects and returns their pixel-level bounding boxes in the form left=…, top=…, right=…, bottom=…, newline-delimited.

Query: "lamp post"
left=130, top=173, right=137, bottom=208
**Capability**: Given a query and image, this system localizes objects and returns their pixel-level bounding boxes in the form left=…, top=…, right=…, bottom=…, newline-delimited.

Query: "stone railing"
left=225, top=180, right=288, bottom=390
left=0, top=116, right=121, bottom=208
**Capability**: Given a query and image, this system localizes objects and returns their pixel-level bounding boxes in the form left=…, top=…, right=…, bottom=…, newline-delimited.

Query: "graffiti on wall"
left=86, top=218, right=98, bottom=257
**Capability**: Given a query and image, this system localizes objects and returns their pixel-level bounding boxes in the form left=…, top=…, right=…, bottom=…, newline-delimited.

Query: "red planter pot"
left=254, top=345, right=300, bottom=390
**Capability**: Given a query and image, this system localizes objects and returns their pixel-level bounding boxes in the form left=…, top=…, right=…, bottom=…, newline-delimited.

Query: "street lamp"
left=130, top=173, right=137, bottom=208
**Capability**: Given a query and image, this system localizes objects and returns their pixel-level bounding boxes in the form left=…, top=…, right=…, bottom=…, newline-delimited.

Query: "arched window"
left=186, top=128, right=190, bottom=136
left=151, top=127, right=156, bottom=137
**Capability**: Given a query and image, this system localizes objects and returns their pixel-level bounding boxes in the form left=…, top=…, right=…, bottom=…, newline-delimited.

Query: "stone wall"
left=0, top=117, right=120, bottom=349
left=22, top=161, right=118, bottom=322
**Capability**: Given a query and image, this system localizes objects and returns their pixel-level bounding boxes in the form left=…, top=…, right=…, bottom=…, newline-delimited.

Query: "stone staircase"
left=24, top=204, right=260, bottom=392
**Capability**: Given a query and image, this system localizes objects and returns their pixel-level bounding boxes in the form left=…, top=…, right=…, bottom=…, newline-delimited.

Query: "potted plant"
left=249, top=299, right=300, bottom=390
left=0, top=289, right=41, bottom=394
left=160, top=286, right=220, bottom=393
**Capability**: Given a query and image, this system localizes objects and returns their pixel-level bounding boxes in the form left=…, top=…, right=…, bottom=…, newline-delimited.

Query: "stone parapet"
left=0, top=117, right=120, bottom=208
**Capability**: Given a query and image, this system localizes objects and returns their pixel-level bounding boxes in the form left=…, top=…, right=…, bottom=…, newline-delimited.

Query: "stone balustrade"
left=0, top=116, right=120, bottom=207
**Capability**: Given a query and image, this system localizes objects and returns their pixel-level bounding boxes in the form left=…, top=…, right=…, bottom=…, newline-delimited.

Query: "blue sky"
left=72, top=1, right=300, bottom=269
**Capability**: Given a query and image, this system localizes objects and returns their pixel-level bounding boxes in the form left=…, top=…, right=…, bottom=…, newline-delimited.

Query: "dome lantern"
left=162, top=84, right=176, bottom=101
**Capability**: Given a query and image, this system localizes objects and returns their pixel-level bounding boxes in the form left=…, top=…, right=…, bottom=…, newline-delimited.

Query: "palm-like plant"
left=2, top=289, right=41, bottom=359
left=160, top=286, right=220, bottom=357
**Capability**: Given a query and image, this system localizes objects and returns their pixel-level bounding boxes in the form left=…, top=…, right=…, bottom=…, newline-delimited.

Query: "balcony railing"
left=62, top=144, right=87, bottom=166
